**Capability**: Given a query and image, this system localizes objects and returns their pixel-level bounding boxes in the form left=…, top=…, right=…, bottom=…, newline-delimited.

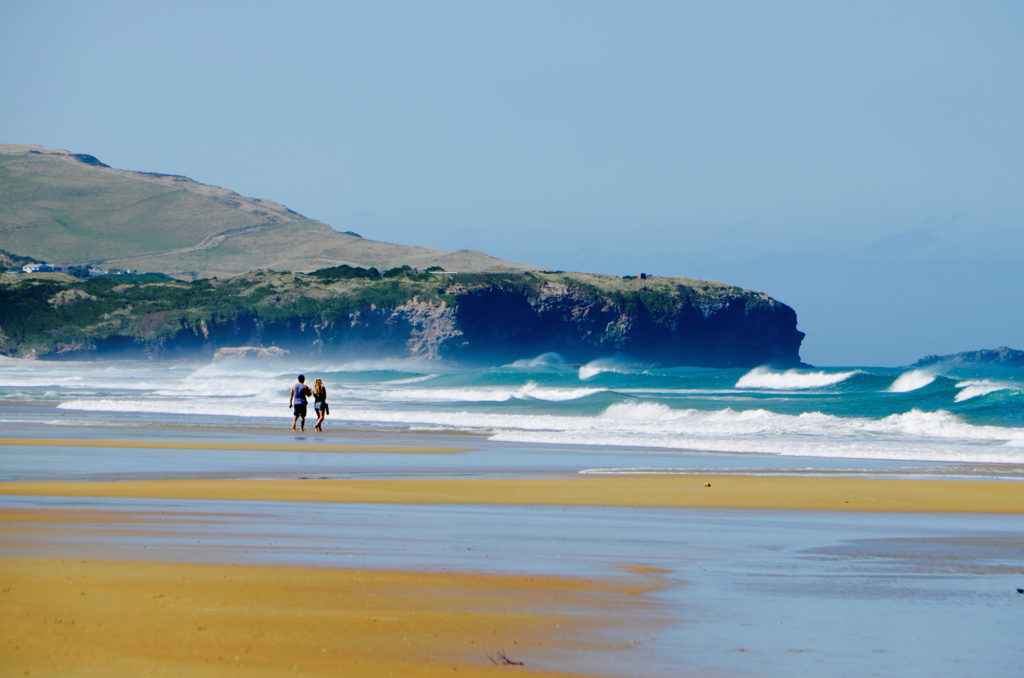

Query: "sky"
left=2, top=0, right=1022, bottom=366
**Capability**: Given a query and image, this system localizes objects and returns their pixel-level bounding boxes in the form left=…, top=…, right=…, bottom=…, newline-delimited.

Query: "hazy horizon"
left=2, top=0, right=1021, bottom=366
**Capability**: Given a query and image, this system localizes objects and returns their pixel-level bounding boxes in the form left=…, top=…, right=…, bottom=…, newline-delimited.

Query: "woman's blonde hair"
left=313, top=378, right=325, bottom=398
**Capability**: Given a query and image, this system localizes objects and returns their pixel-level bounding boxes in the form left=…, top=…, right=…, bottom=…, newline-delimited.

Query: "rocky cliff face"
left=4, top=270, right=804, bottom=367
left=89, top=280, right=801, bottom=367
left=433, top=281, right=803, bottom=367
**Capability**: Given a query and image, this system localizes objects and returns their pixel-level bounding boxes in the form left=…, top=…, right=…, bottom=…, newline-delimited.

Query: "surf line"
left=0, top=438, right=465, bottom=454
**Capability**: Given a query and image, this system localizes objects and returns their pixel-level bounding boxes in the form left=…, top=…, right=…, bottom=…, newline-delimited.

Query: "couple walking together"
left=290, top=374, right=329, bottom=432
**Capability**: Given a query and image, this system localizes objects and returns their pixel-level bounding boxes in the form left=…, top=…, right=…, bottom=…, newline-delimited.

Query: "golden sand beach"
left=0, top=556, right=662, bottom=678
left=3, top=474, right=1022, bottom=513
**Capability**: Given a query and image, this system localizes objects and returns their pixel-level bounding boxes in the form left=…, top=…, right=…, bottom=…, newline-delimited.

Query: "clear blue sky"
left=2, top=0, right=1022, bottom=366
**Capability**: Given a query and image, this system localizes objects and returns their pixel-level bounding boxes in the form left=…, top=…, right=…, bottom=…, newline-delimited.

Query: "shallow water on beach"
left=3, top=494, right=1022, bottom=678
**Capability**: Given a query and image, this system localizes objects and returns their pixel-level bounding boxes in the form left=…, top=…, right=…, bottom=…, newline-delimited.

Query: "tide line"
left=0, top=438, right=465, bottom=454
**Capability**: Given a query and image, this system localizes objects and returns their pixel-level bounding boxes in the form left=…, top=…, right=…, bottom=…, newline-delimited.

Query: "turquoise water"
left=2, top=353, right=1022, bottom=467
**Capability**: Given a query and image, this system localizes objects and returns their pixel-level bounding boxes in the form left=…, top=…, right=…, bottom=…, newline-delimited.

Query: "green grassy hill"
left=0, top=145, right=530, bottom=279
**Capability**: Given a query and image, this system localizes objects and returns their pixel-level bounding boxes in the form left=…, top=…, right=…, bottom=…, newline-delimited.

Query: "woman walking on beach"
left=312, top=378, right=328, bottom=432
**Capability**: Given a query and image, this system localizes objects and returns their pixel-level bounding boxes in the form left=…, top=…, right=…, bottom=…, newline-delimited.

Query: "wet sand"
left=3, top=474, right=1022, bottom=512
left=2, top=431, right=1022, bottom=676
left=0, top=556, right=662, bottom=678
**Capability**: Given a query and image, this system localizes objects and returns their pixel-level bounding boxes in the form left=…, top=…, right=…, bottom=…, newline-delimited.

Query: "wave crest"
left=579, top=358, right=639, bottom=381
left=735, top=366, right=859, bottom=390
left=954, top=380, right=1013, bottom=403
left=507, top=352, right=566, bottom=369
left=887, top=369, right=936, bottom=393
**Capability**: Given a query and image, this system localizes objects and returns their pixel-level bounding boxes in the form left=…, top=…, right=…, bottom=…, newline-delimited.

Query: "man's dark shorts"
left=293, top=403, right=307, bottom=418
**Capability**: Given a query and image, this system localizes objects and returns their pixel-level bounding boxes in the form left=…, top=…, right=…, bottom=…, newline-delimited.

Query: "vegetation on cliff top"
left=0, top=266, right=771, bottom=359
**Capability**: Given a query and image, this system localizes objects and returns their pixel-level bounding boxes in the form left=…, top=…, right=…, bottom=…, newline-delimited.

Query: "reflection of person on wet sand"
left=312, top=378, right=328, bottom=432
left=289, top=374, right=312, bottom=431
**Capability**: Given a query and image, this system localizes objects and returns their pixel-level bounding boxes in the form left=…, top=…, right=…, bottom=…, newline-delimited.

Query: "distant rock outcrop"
left=912, top=346, right=1024, bottom=368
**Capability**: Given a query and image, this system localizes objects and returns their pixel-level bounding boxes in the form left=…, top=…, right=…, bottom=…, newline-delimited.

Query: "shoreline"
left=0, top=436, right=466, bottom=454
left=3, top=474, right=1022, bottom=513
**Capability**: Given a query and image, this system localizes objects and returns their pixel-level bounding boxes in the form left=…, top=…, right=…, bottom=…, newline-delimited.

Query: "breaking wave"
left=579, top=358, right=639, bottom=380
left=486, top=402, right=1024, bottom=463
left=954, top=380, right=1014, bottom=403
left=735, top=366, right=859, bottom=390
left=887, top=369, right=937, bottom=393
left=55, top=398, right=1024, bottom=463
left=508, top=352, right=567, bottom=369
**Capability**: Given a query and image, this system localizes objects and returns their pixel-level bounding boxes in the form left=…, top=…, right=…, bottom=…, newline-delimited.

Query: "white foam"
left=379, top=400, right=1014, bottom=460
left=341, top=381, right=605, bottom=403
left=0, top=367, right=186, bottom=391
left=378, top=375, right=440, bottom=386
left=0, top=374, right=89, bottom=388
left=188, top=355, right=442, bottom=380
left=887, top=369, right=936, bottom=393
left=314, top=357, right=443, bottom=374
left=736, top=366, right=859, bottom=390
left=53, top=391, right=1024, bottom=462
left=488, top=402, right=1024, bottom=463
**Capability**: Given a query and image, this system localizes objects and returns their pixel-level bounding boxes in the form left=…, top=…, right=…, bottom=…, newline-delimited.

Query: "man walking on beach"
left=290, top=374, right=312, bottom=431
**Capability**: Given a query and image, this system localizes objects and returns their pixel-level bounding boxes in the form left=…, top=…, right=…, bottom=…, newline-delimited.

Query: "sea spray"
left=508, top=352, right=566, bottom=369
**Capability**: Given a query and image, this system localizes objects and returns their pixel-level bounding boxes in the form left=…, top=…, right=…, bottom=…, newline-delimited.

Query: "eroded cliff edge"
left=0, top=268, right=804, bottom=367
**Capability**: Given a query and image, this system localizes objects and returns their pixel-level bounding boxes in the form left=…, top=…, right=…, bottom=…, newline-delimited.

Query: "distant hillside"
left=0, top=145, right=530, bottom=279
left=0, top=248, right=42, bottom=269
left=913, top=346, right=1024, bottom=368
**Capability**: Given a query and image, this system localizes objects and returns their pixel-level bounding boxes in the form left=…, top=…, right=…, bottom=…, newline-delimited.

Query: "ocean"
left=3, top=352, right=1022, bottom=474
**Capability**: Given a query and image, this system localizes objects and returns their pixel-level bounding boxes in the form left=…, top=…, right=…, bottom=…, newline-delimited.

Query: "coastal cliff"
left=0, top=268, right=804, bottom=367
left=1, top=145, right=805, bottom=368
